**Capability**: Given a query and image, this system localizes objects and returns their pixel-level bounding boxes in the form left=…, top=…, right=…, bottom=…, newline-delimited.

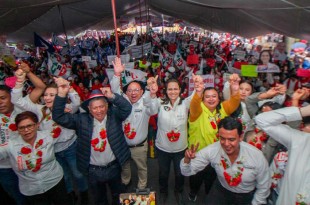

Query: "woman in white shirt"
left=0, top=111, right=72, bottom=204
left=11, top=69, right=88, bottom=202
left=148, top=75, right=202, bottom=204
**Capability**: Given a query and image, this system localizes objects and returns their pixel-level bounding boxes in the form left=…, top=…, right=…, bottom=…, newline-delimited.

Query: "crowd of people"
left=0, top=30, right=309, bottom=205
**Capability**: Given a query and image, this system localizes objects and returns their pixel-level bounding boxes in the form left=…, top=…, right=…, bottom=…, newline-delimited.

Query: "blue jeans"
left=0, top=168, right=25, bottom=205
left=55, top=141, right=88, bottom=193
left=156, top=148, right=185, bottom=193
left=88, top=161, right=123, bottom=205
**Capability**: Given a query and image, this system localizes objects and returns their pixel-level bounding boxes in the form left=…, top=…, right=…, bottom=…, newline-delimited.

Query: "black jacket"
left=52, top=93, right=132, bottom=175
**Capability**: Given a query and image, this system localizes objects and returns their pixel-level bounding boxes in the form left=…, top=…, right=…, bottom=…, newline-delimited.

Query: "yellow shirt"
left=188, top=93, right=240, bottom=151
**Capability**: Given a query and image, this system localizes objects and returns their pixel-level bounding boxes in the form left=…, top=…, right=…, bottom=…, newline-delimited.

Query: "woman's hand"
left=15, top=68, right=26, bottom=83
left=229, top=74, right=241, bottom=95
left=54, top=77, right=70, bottom=97
left=147, top=75, right=159, bottom=98
left=192, top=73, right=204, bottom=94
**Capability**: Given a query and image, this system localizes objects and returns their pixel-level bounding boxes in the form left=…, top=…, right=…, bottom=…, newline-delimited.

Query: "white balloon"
left=215, top=78, right=220, bottom=84
left=168, top=66, right=175, bottom=73
left=165, top=72, right=170, bottom=77
left=185, top=66, right=191, bottom=71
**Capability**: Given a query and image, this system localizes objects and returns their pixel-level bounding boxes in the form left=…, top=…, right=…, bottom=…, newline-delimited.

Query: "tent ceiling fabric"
left=1, top=0, right=310, bottom=42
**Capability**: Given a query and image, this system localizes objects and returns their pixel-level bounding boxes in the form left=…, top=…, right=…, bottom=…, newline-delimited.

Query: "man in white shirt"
left=110, top=57, right=157, bottom=190
left=180, top=117, right=270, bottom=205
left=255, top=105, right=310, bottom=205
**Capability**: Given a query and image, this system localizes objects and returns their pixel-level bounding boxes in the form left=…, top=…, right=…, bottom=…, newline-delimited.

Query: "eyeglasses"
left=18, top=123, right=36, bottom=132
left=127, top=89, right=141, bottom=94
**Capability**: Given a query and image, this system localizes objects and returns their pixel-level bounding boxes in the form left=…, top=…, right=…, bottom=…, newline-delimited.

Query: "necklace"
left=221, top=155, right=244, bottom=187
left=124, top=122, right=136, bottom=139
left=91, top=129, right=107, bottom=152
left=20, top=139, right=44, bottom=172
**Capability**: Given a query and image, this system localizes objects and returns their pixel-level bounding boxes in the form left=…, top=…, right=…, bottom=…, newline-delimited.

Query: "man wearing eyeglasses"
left=110, top=57, right=158, bottom=190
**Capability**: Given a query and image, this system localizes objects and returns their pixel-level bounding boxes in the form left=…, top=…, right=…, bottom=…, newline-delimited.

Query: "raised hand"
left=275, top=83, right=287, bottom=95
left=292, top=88, right=307, bottom=101
left=192, top=73, right=204, bottom=94
left=147, top=75, right=159, bottom=97
left=100, top=87, right=114, bottom=99
left=229, top=73, right=241, bottom=94
left=184, top=143, right=199, bottom=164
left=14, top=68, right=26, bottom=83
left=54, top=77, right=70, bottom=97
left=112, top=57, right=125, bottom=76
left=18, top=62, right=31, bottom=74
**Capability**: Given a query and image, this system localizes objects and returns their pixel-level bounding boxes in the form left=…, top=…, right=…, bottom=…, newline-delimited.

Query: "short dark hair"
left=218, top=116, right=243, bottom=136
left=15, top=111, right=39, bottom=126
left=0, top=85, right=11, bottom=94
left=123, top=80, right=145, bottom=93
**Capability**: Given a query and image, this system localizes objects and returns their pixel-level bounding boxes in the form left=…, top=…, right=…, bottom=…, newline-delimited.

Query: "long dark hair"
left=258, top=50, right=272, bottom=65
left=161, top=78, right=183, bottom=105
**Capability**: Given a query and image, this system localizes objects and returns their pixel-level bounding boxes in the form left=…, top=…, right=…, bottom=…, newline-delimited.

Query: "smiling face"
left=126, top=82, right=143, bottom=104
left=166, top=81, right=181, bottom=104
left=202, top=88, right=220, bottom=112
left=88, top=98, right=108, bottom=122
left=43, top=87, right=57, bottom=108
left=239, top=82, right=253, bottom=101
left=260, top=51, right=271, bottom=65
left=219, top=127, right=242, bottom=157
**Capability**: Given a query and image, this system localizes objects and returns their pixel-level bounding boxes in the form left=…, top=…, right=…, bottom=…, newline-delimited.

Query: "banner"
left=106, top=68, right=147, bottom=86
left=233, top=50, right=246, bottom=60
left=127, top=43, right=152, bottom=59
left=174, top=49, right=185, bottom=70
left=159, top=49, right=173, bottom=69
left=188, top=75, right=214, bottom=95
left=241, top=65, right=258, bottom=77
left=256, top=63, right=280, bottom=73
left=107, top=54, right=130, bottom=66
left=149, top=28, right=161, bottom=44
left=47, top=53, right=70, bottom=77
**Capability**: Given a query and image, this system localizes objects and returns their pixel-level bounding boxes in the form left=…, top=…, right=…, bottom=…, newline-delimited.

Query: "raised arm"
left=254, top=106, right=304, bottom=148
left=18, top=62, right=46, bottom=103
left=100, top=87, right=132, bottom=122
left=189, top=73, right=204, bottom=122
left=110, top=57, right=125, bottom=94
left=143, top=75, right=159, bottom=115
left=222, top=74, right=241, bottom=115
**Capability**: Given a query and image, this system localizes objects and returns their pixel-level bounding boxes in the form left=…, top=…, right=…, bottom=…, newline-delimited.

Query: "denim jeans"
left=156, top=147, right=186, bottom=193
left=88, top=161, right=123, bottom=205
left=0, top=168, right=25, bottom=205
left=55, top=141, right=88, bottom=193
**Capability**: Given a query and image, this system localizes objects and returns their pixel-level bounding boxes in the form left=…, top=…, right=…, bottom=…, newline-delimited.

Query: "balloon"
left=168, top=66, right=175, bottom=73
left=185, top=66, right=191, bottom=72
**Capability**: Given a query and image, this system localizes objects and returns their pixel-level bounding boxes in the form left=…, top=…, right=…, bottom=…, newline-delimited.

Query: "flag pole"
left=111, top=0, right=120, bottom=57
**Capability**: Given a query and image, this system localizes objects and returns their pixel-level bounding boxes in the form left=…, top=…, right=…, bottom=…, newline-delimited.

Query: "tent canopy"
left=1, top=0, right=310, bottom=42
